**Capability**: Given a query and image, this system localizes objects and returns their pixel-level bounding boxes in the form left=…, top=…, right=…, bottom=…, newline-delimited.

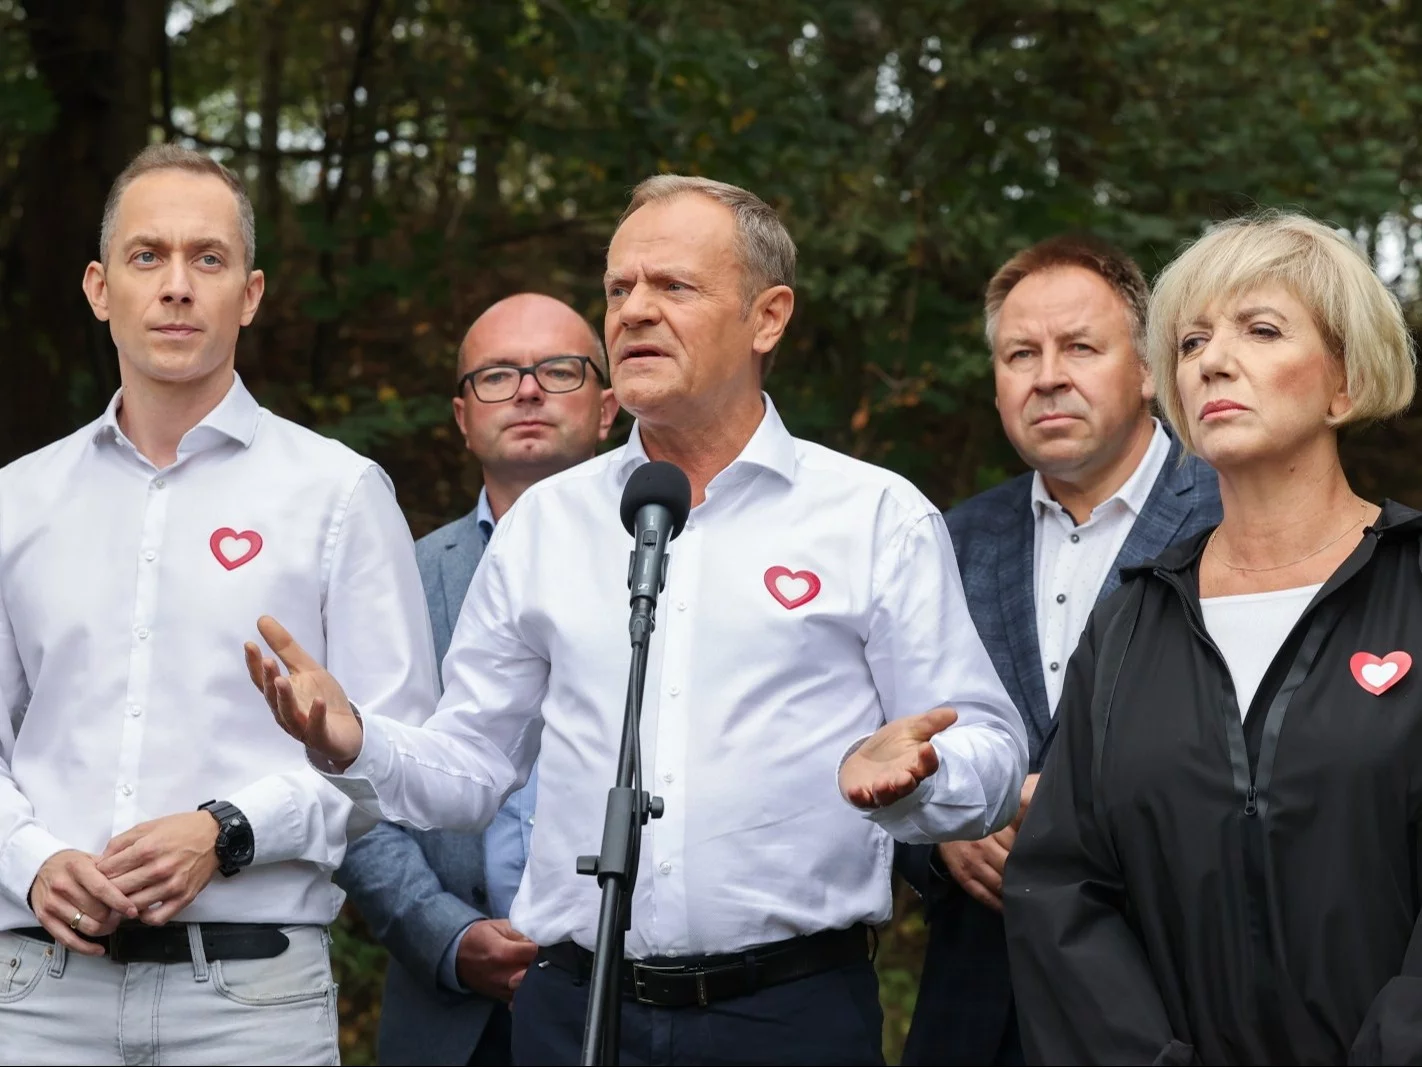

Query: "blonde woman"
left=1002, top=212, right=1421, bottom=1065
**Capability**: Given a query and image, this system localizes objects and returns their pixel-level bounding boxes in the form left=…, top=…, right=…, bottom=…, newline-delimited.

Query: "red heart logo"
left=764, top=566, right=821, bottom=610
left=1349, top=650, right=1412, bottom=695
left=210, top=528, right=263, bottom=571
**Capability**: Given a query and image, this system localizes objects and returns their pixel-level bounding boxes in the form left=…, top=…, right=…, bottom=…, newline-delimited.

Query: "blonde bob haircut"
left=1147, top=210, right=1416, bottom=453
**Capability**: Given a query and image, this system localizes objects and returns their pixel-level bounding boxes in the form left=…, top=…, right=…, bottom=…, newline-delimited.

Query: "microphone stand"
left=576, top=567, right=667, bottom=1064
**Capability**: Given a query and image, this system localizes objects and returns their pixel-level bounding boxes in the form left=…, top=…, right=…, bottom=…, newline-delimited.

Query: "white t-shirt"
left=1200, top=583, right=1323, bottom=716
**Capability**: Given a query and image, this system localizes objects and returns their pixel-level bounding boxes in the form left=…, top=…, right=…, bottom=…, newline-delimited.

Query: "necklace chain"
left=1207, top=502, right=1370, bottom=573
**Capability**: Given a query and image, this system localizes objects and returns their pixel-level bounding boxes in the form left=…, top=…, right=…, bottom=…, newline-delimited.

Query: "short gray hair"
left=618, top=175, right=796, bottom=313
left=100, top=144, right=256, bottom=272
left=1148, top=210, right=1416, bottom=453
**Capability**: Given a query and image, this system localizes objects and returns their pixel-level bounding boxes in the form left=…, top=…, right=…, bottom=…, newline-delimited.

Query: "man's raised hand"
left=244, top=615, right=363, bottom=770
left=838, top=706, right=958, bottom=809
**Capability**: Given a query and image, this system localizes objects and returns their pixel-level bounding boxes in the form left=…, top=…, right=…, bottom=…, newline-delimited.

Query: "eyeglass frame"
left=455, top=354, right=608, bottom=402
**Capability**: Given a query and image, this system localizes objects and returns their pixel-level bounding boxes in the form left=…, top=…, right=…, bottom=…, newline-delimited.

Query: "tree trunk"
left=0, top=0, right=166, bottom=465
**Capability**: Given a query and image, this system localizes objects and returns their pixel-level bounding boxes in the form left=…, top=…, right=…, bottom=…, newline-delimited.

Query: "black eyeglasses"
left=456, top=355, right=606, bottom=403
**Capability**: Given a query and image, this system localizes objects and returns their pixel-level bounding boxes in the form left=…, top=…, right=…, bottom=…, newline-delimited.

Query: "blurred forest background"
left=5, top=0, right=1422, bottom=1061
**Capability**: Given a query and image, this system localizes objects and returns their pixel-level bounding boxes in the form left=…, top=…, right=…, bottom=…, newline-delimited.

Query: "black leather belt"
left=538, top=924, right=871, bottom=1008
left=14, top=922, right=290, bottom=965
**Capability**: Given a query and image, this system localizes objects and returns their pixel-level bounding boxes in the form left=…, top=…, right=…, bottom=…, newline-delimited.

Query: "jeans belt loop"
left=47, top=939, right=67, bottom=978
left=695, top=971, right=709, bottom=1008
left=187, top=922, right=210, bottom=982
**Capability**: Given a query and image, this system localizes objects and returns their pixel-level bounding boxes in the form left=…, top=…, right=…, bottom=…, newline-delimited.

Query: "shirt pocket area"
left=0, top=932, right=50, bottom=1004
left=211, top=926, right=334, bottom=1007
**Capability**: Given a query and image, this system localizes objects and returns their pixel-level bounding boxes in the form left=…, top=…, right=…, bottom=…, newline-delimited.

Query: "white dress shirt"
left=329, top=396, right=1027, bottom=958
left=1033, top=420, right=1170, bottom=713
left=0, top=375, right=438, bottom=931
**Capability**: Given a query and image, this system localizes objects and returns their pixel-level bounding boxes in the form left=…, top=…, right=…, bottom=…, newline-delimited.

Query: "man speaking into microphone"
left=246, top=176, right=1027, bottom=1065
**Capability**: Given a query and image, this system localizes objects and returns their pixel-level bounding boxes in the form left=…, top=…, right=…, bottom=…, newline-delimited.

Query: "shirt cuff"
left=439, top=921, right=479, bottom=993
left=307, top=706, right=391, bottom=819
left=0, top=823, right=70, bottom=911
left=227, top=777, right=304, bottom=866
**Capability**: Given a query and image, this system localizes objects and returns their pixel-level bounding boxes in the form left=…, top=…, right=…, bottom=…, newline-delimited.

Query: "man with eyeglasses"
left=336, top=292, right=617, bottom=1066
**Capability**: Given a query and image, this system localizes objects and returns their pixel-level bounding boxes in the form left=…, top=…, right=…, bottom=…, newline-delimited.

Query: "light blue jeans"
left=0, top=924, right=340, bottom=1066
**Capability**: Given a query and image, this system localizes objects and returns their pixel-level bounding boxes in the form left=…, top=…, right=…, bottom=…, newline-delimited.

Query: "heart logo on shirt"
left=210, top=528, right=263, bottom=571
left=1349, top=650, right=1412, bottom=695
left=764, top=566, right=821, bottom=610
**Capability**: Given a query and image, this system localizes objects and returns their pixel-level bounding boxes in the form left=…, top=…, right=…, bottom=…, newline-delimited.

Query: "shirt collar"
left=92, top=372, right=261, bottom=454
left=616, top=393, right=798, bottom=486
left=1031, top=417, right=1171, bottom=522
left=475, top=487, right=496, bottom=540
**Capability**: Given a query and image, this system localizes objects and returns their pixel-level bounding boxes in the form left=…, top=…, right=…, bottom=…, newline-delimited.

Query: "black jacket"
left=1003, top=501, right=1422, bottom=1066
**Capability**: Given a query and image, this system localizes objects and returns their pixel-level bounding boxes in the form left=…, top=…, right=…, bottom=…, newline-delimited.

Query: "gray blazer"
left=335, top=510, right=494, bottom=1067
left=944, top=433, right=1221, bottom=768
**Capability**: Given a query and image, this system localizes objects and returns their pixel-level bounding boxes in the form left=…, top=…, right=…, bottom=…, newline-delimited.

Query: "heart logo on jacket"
left=1349, top=650, right=1412, bottom=695
left=764, top=566, right=821, bottom=610
left=210, top=528, right=264, bottom=571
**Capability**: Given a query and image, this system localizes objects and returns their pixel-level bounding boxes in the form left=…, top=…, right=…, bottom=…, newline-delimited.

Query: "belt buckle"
left=631, top=963, right=651, bottom=1005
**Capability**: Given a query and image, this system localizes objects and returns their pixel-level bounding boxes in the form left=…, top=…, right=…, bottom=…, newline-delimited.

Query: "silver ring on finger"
left=69, top=910, right=85, bottom=931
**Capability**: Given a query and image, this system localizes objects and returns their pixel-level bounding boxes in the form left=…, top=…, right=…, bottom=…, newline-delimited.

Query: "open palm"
left=244, top=615, right=364, bottom=769
left=838, top=706, right=958, bottom=809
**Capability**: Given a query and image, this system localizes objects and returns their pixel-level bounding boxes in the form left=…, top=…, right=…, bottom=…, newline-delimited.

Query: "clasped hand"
left=29, top=810, right=223, bottom=955
left=936, top=773, right=1038, bottom=912
left=243, top=615, right=364, bottom=769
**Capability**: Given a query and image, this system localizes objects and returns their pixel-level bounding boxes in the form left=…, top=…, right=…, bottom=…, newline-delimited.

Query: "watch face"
left=221, top=819, right=256, bottom=865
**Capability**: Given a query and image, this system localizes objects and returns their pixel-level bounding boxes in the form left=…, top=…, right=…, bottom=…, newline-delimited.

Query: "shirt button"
left=666, top=949, right=679, bottom=959
left=1070, top=533, right=1080, bottom=543
left=658, top=861, right=672, bottom=875
left=669, top=685, right=681, bottom=697
left=677, top=601, right=687, bottom=611
left=127, top=705, right=142, bottom=717
left=528, top=816, right=535, bottom=826
left=153, top=479, right=166, bottom=490
left=136, top=627, right=150, bottom=640
left=661, top=772, right=675, bottom=784
left=1049, top=662, right=1060, bottom=672
left=1055, top=593, right=1066, bottom=604
left=119, top=784, right=133, bottom=797
left=143, top=550, right=157, bottom=562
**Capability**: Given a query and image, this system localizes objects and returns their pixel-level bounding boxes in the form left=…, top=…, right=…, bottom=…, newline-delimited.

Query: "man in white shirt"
left=336, top=293, right=618, bottom=1066
left=895, top=236, right=1221, bottom=1066
left=247, top=175, right=1028, bottom=1065
left=0, top=144, right=437, bottom=1064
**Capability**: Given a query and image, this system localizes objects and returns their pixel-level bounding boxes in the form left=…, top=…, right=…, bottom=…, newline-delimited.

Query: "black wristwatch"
left=199, top=800, right=255, bottom=878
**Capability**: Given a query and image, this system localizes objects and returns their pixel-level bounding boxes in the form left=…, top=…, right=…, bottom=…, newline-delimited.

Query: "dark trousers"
left=510, top=956, right=885, bottom=1066
left=901, top=892, right=1022, bottom=1067
left=468, top=1003, right=514, bottom=1066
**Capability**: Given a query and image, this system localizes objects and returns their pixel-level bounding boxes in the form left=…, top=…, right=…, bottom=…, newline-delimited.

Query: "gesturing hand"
left=243, top=615, right=363, bottom=770
left=97, top=812, right=220, bottom=926
left=456, top=919, right=538, bottom=1002
left=28, top=850, right=138, bottom=956
left=839, top=706, right=958, bottom=809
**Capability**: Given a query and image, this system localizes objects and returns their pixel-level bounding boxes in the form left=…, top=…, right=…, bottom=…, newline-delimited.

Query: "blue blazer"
left=897, top=436, right=1221, bottom=1065
left=336, top=510, right=500, bottom=1067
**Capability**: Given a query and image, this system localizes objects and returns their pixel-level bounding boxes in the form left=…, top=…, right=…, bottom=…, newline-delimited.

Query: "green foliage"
left=71, top=0, right=1413, bottom=509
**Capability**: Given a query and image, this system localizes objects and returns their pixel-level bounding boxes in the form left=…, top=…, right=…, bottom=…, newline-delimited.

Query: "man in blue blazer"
left=898, top=237, right=1221, bottom=1065
left=336, top=293, right=617, bottom=1066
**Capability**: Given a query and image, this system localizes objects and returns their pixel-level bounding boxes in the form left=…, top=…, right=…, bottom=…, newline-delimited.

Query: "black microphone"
left=619, top=461, right=692, bottom=644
